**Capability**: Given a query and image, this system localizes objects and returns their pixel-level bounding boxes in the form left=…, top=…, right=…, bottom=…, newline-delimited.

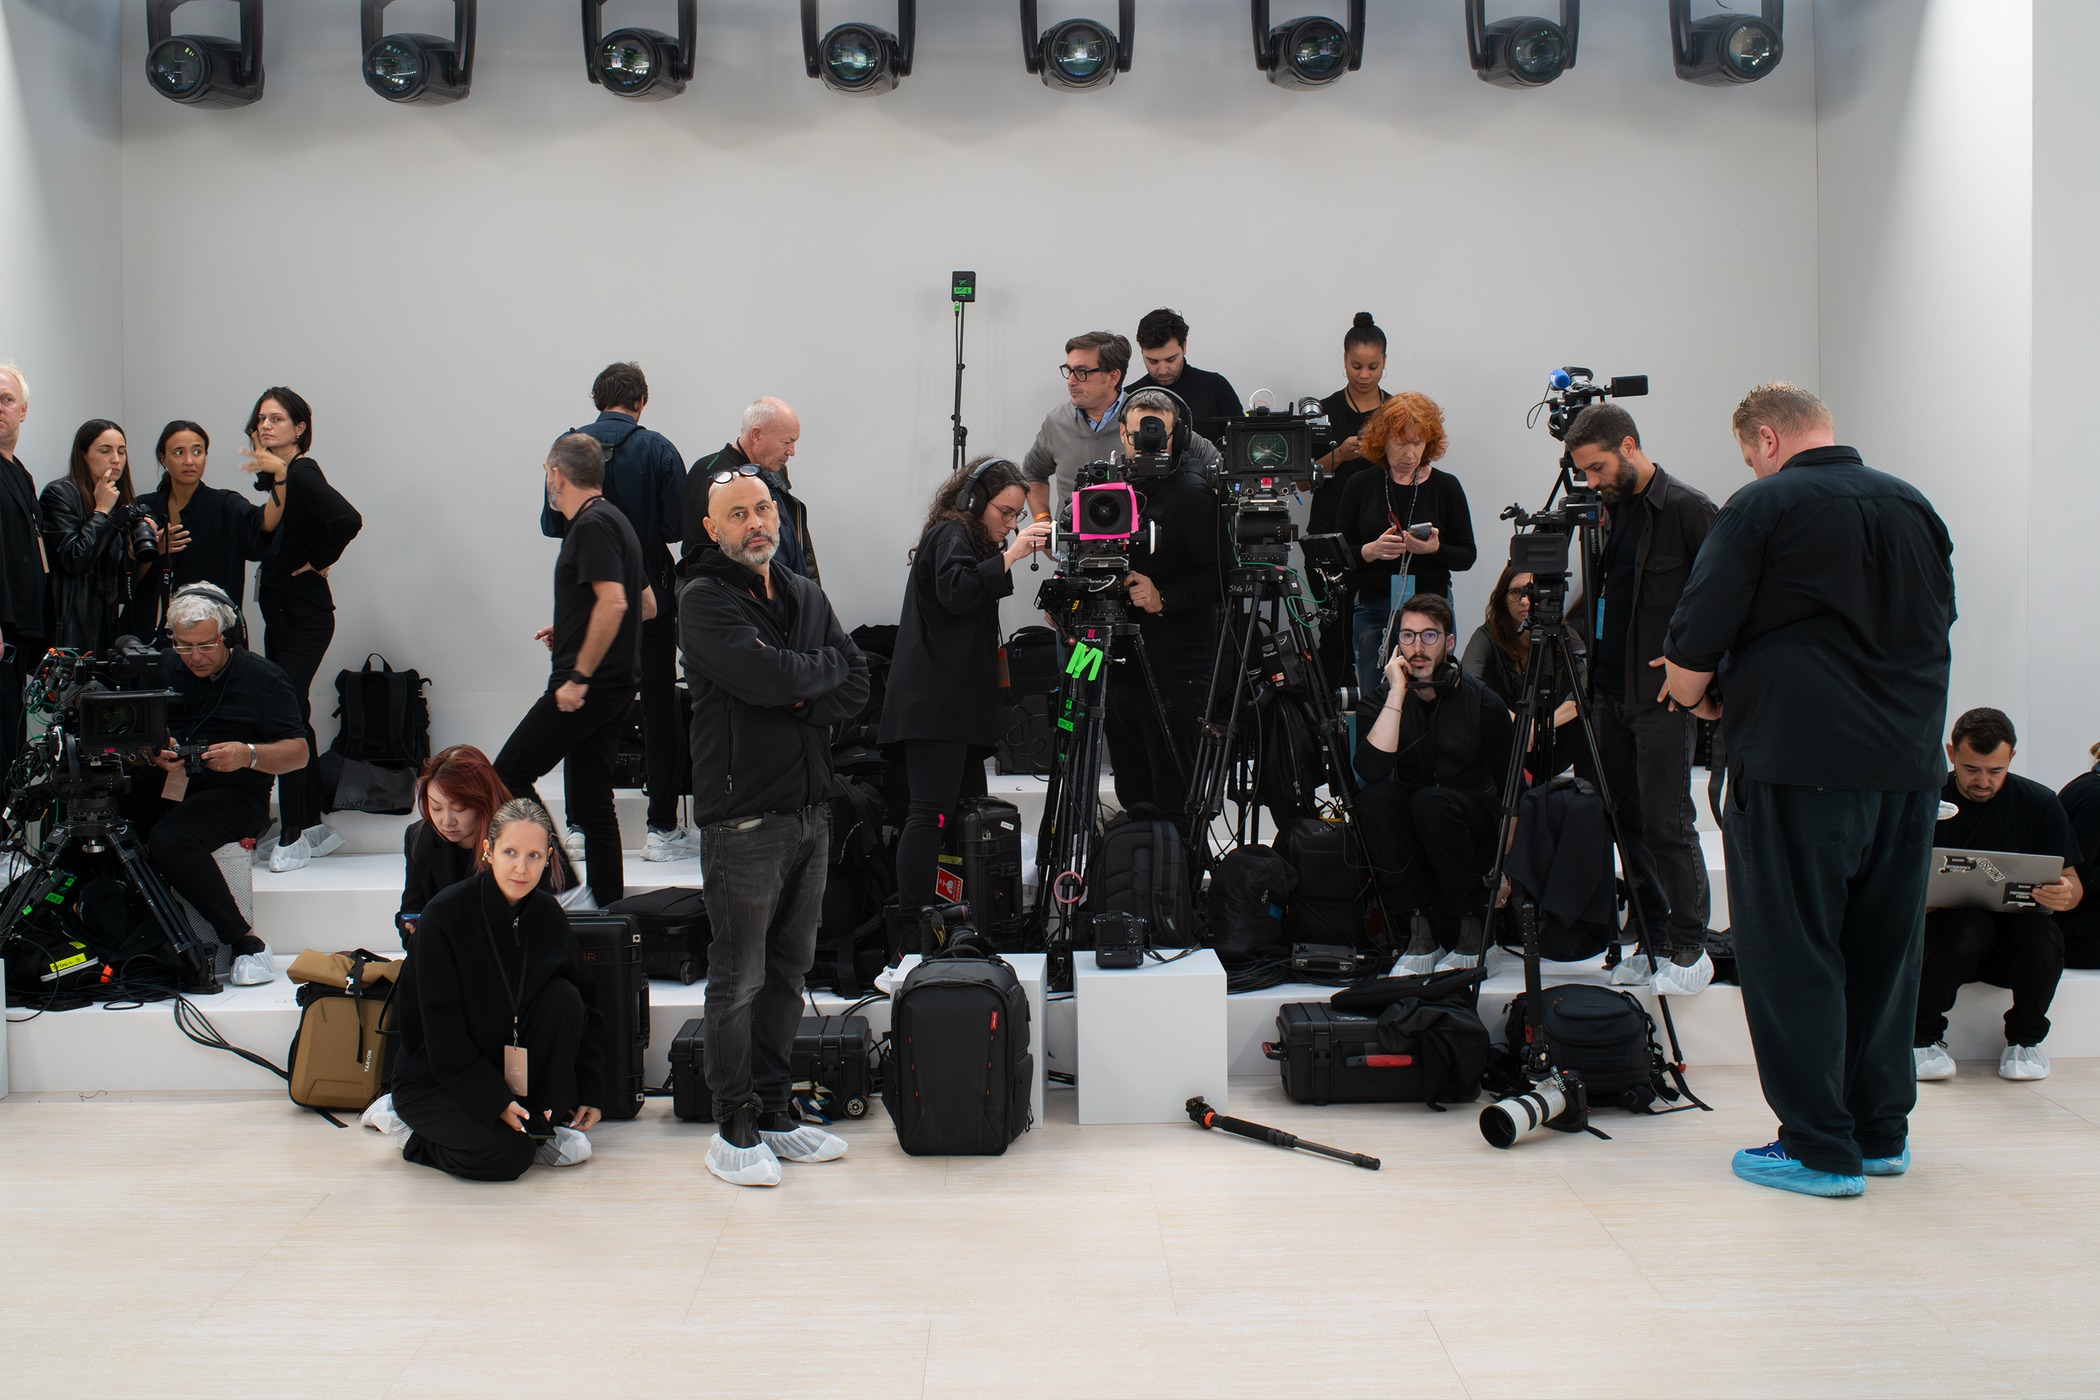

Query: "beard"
left=721, top=531, right=776, bottom=569
left=1596, top=452, right=1639, bottom=502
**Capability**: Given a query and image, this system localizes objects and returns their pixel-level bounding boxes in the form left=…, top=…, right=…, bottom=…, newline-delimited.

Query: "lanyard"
left=480, top=895, right=527, bottom=1047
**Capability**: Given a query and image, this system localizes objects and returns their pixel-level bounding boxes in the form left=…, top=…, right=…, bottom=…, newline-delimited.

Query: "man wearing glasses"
left=127, top=586, right=308, bottom=986
left=1022, top=331, right=1134, bottom=520
left=1352, top=594, right=1514, bottom=974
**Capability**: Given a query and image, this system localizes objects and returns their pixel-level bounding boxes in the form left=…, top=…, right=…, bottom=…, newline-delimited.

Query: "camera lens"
left=1481, top=1076, right=1571, bottom=1149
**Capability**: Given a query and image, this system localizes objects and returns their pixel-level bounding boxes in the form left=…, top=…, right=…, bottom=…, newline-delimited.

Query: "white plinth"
left=885, top=953, right=1048, bottom=1136
left=1074, top=948, right=1228, bottom=1124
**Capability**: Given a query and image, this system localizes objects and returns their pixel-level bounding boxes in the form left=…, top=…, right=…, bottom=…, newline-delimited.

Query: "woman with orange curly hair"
left=1336, top=392, right=1477, bottom=696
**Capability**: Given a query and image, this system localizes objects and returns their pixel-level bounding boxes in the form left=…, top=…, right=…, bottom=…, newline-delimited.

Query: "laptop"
left=1927, top=848, right=2065, bottom=912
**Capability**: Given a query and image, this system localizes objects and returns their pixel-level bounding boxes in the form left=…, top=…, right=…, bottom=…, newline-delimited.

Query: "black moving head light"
left=146, top=0, right=264, bottom=108
left=584, top=0, right=698, bottom=101
left=1670, top=0, right=1783, bottom=85
left=803, top=1, right=916, bottom=96
left=1252, top=1, right=1365, bottom=89
left=362, top=0, right=476, bottom=104
left=1021, top=0, right=1136, bottom=92
left=1465, top=0, right=1577, bottom=89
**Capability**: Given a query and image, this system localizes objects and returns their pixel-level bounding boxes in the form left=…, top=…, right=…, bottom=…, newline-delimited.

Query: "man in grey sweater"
left=1022, top=330, right=1223, bottom=519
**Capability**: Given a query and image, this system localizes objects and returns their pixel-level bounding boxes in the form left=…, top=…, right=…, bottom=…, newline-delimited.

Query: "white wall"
left=1814, top=0, right=2035, bottom=762
left=108, top=0, right=1822, bottom=757
left=0, top=0, right=123, bottom=473
left=2027, top=0, right=2100, bottom=785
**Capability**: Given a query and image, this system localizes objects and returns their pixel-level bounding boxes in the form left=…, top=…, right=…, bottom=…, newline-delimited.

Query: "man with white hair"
left=0, top=362, right=47, bottom=757
left=126, top=585, right=309, bottom=985
left=680, top=397, right=819, bottom=583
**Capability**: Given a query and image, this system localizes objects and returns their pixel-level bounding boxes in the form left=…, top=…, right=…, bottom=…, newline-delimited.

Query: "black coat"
left=1585, top=464, right=1717, bottom=711
left=879, top=519, right=1013, bottom=749
left=38, top=478, right=139, bottom=651
left=0, top=453, right=44, bottom=639
left=136, top=478, right=265, bottom=614
left=679, top=549, right=870, bottom=826
left=1126, top=465, right=1224, bottom=674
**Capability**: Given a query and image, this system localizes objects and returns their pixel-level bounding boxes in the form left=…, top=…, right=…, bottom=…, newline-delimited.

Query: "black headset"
left=956, top=456, right=1019, bottom=517
left=168, top=581, right=249, bottom=649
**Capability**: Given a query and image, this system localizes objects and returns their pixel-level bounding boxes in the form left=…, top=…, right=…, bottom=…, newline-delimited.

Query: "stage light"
left=1465, top=0, right=1577, bottom=89
left=584, top=0, right=697, bottom=101
left=1670, top=0, right=1782, bottom=85
left=802, top=1, right=915, bottom=97
left=361, top=0, right=475, bottom=104
left=146, top=0, right=264, bottom=108
left=1021, top=0, right=1134, bottom=92
left=1251, top=1, right=1364, bottom=89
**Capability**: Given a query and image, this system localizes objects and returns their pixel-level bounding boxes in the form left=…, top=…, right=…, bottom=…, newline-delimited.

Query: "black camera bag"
left=811, top=769, right=898, bottom=994
left=671, top=1014, right=876, bottom=1124
left=1278, top=815, right=1364, bottom=947
left=1090, top=806, right=1193, bottom=948
left=947, top=796, right=1027, bottom=950
left=1207, top=843, right=1295, bottom=968
left=1502, top=983, right=1666, bottom=1112
left=885, top=948, right=1033, bottom=1154
left=606, top=886, right=709, bottom=984
left=995, top=626, right=1061, bottom=776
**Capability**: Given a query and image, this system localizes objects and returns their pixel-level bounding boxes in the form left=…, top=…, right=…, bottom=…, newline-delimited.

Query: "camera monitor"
left=74, top=688, right=174, bottom=758
left=1225, top=410, right=1313, bottom=486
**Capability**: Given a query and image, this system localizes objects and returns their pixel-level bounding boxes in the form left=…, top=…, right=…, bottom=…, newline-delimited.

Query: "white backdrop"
left=85, top=0, right=1822, bottom=757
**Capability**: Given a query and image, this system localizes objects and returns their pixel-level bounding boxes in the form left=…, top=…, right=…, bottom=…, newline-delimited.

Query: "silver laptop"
left=1928, top=848, right=2065, bottom=912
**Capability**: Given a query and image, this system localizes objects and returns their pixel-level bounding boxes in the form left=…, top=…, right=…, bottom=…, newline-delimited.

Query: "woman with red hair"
left=397, top=744, right=565, bottom=938
left=1336, top=393, right=1477, bottom=698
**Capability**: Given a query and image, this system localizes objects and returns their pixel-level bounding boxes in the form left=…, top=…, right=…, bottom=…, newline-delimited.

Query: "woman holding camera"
left=1336, top=393, right=1477, bottom=699
left=369, top=798, right=603, bottom=1181
left=39, top=419, right=153, bottom=652
left=880, top=457, right=1053, bottom=933
left=398, top=744, right=576, bottom=941
left=1463, top=563, right=1581, bottom=782
left=242, top=387, right=363, bottom=871
left=136, top=420, right=264, bottom=629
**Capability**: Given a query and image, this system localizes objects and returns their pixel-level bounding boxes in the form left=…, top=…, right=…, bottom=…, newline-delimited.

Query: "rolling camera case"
left=1267, top=1002, right=1428, bottom=1106
left=570, top=914, right=649, bottom=1120
left=886, top=950, right=1033, bottom=1154
left=669, top=1014, right=877, bottom=1124
left=948, top=797, right=1027, bottom=950
left=606, top=886, right=709, bottom=984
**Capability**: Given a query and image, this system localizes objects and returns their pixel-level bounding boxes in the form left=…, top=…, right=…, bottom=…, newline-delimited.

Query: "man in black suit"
left=0, top=363, right=47, bottom=758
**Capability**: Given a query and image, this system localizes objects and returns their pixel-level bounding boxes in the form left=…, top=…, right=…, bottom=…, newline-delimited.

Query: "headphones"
left=168, top=581, right=249, bottom=650
left=1126, top=385, right=1193, bottom=465
left=957, top=456, right=1019, bottom=517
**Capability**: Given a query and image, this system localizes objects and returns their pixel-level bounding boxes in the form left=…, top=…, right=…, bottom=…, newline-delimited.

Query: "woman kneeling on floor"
left=365, top=798, right=604, bottom=1180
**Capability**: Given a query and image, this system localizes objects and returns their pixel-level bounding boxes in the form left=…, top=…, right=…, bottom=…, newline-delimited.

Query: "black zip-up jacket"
left=137, top=478, right=266, bottom=613
left=1573, top=463, right=1717, bottom=711
left=1126, top=465, right=1226, bottom=675
left=1353, top=667, right=1514, bottom=804
left=0, top=452, right=44, bottom=638
left=540, top=411, right=683, bottom=607
left=679, top=548, right=869, bottom=826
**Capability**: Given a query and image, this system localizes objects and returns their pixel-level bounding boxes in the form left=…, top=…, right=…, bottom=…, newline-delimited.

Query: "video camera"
left=1215, top=397, right=1333, bottom=568
left=1535, top=366, right=1648, bottom=442
left=1037, top=455, right=1160, bottom=622
left=7, top=642, right=181, bottom=829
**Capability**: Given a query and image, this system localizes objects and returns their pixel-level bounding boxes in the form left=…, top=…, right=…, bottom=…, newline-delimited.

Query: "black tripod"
left=1031, top=572, right=1184, bottom=974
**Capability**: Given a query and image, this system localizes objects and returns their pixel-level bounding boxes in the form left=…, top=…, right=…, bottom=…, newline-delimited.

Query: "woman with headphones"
left=880, top=457, right=1053, bottom=937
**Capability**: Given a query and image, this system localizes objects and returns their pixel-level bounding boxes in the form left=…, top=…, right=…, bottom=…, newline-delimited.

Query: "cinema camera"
left=1532, top=365, right=1648, bottom=442
left=9, top=643, right=188, bottom=820
left=1218, top=397, right=1332, bottom=566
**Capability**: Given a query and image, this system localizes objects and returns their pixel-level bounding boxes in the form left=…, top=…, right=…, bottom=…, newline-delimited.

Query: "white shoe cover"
left=1914, top=1043, right=1956, bottom=1081
left=706, top=1134, right=782, bottom=1187
left=1609, top=954, right=1653, bottom=986
left=2000, top=1044, right=2051, bottom=1081
left=1652, top=952, right=1715, bottom=997
left=762, top=1123, right=849, bottom=1163
left=563, top=827, right=587, bottom=861
left=359, top=1093, right=409, bottom=1143
left=1396, top=951, right=1441, bottom=976
left=267, top=836, right=312, bottom=873
left=302, top=823, right=344, bottom=859
left=536, top=1124, right=593, bottom=1167
left=230, top=951, right=277, bottom=986
left=1432, top=951, right=1481, bottom=973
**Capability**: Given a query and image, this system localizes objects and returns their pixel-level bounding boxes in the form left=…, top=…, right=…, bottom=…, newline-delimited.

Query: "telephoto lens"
left=1480, top=1071, right=1583, bottom=1148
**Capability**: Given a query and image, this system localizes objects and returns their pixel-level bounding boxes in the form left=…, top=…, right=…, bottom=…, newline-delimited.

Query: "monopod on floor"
left=1185, top=1097, right=1381, bottom=1171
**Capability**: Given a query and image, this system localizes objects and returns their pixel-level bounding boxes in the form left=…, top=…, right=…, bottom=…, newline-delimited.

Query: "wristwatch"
left=568, top=670, right=593, bottom=687
left=246, top=743, right=258, bottom=769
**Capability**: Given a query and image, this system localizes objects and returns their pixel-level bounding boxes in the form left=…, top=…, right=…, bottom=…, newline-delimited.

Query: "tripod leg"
left=111, top=828, right=220, bottom=994
left=1123, top=629, right=1189, bottom=801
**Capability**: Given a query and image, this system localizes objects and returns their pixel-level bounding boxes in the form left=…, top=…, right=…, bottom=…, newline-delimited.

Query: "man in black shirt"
left=681, top=397, right=818, bottom=584
left=1099, top=390, right=1225, bottom=818
left=542, top=363, right=689, bottom=862
left=1913, top=709, right=2085, bottom=1082
left=496, top=434, right=651, bottom=908
left=1124, top=308, right=1244, bottom=447
left=1353, top=594, right=1514, bottom=974
left=1664, top=383, right=1955, bottom=1198
left=1566, top=404, right=1718, bottom=996
left=125, top=587, right=308, bottom=986
left=0, top=363, right=47, bottom=759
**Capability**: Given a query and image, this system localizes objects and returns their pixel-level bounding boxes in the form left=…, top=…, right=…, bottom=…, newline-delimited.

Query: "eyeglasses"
left=170, top=639, right=224, bottom=656
left=1059, top=364, right=1108, bottom=382
left=1396, top=629, right=1445, bottom=648
left=990, top=504, right=1024, bottom=524
left=1504, top=587, right=1532, bottom=601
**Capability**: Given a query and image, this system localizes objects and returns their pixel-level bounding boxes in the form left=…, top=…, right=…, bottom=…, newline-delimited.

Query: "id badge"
left=1388, top=574, right=1416, bottom=613
left=503, top=1044, right=529, bottom=1097
left=161, top=767, right=188, bottom=801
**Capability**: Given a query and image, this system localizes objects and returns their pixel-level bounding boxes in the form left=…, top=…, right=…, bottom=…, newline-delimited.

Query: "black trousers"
left=495, top=682, right=635, bottom=905
left=395, top=979, right=587, bottom=1183
left=1, top=631, right=45, bottom=760
left=895, top=739, right=991, bottom=913
left=1725, top=778, right=1937, bottom=1175
left=125, top=786, right=270, bottom=952
left=1354, top=781, right=1496, bottom=924
left=638, top=611, right=685, bottom=832
left=1915, top=907, right=2063, bottom=1048
left=1103, top=661, right=1206, bottom=821
left=1591, top=693, right=1710, bottom=955
left=260, top=588, right=334, bottom=837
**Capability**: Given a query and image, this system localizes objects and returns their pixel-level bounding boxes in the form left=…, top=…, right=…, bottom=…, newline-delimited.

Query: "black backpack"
left=1207, top=844, right=1295, bottom=968
left=812, top=770, right=897, bottom=993
left=1090, top=806, right=1193, bottom=948
left=1277, top=815, right=1366, bottom=948
left=330, top=653, right=431, bottom=767
left=996, top=626, right=1062, bottom=776
left=885, top=948, right=1033, bottom=1155
left=1501, top=983, right=1669, bottom=1112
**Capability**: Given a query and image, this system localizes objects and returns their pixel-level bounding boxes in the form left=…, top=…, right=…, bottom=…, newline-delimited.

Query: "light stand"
left=950, top=270, right=975, bottom=477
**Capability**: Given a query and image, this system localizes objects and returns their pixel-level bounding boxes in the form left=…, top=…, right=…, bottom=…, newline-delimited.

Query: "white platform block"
left=1074, top=948, right=1228, bottom=1123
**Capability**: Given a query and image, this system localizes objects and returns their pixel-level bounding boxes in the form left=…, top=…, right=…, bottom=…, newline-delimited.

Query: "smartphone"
left=524, top=1114, right=556, bottom=1143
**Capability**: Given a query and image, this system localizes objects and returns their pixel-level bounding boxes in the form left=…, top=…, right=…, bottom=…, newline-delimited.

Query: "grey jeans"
left=698, top=807, right=829, bottom=1119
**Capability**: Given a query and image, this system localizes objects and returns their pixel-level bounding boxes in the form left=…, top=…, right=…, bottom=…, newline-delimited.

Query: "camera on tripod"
left=1037, top=455, right=1163, bottom=622
left=1213, top=398, right=1332, bottom=568
left=1536, top=365, right=1648, bottom=442
left=19, top=644, right=179, bottom=788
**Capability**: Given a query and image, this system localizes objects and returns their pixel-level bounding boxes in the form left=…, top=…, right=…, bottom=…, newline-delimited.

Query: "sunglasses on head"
left=705, top=463, right=763, bottom=495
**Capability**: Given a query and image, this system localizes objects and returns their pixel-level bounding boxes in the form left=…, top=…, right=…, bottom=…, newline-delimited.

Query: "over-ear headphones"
left=167, top=581, right=250, bottom=650
left=957, top=456, right=1018, bottom=518
left=1424, top=655, right=1463, bottom=695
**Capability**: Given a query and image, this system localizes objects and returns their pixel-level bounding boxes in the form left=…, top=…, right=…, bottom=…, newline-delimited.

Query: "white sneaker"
left=301, top=823, right=344, bottom=859
left=359, top=1093, right=409, bottom=1143
left=1652, top=952, right=1716, bottom=998
left=1999, top=1043, right=2051, bottom=1081
left=267, top=836, right=312, bottom=872
left=1914, top=1042, right=1956, bottom=1081
left=230, top=951, right=276, bottom=985
left=706, top=1133, right=782, bottom=1187
left=1610, top=954, right=1653, bottom=986
left=535, top=1124, right=593, bottom=1167
left=642, top=828, right=687, bottom=863
left=563, top=827, right=587, bottom=861
left=759, top=1116, right=849, bottom=1163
